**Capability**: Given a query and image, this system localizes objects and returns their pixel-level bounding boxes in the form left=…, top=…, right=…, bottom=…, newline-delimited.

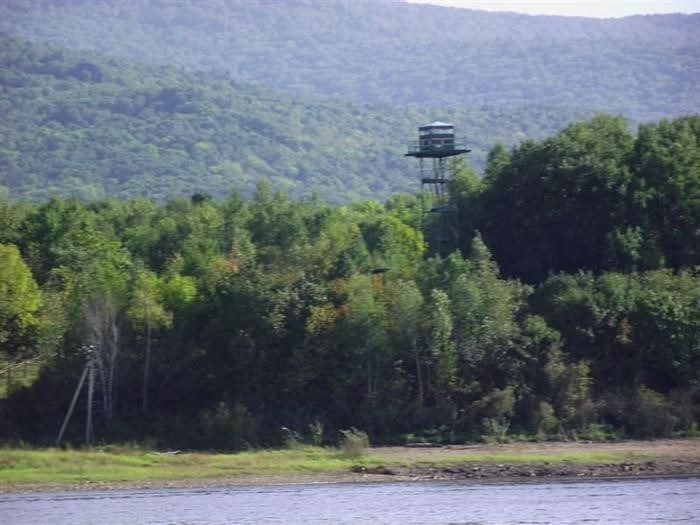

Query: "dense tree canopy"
left=1, top=0, right=697, bottom=117
left=1, top=114, right=699, bottom=447
left=477, top=115, right=700, bottom=282
left=2, top=0, right=698, bottom=450
left=0, top=33, right=594, bottom=203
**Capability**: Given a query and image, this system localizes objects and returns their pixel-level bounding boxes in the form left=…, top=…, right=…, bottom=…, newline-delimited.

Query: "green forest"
left=0, top=32, right=589, bottom=203
left=2, top=0, right=698, bottom=204
left=2, top=0, right=698, bottom=117
left=2, top=114, right=699, bottom=448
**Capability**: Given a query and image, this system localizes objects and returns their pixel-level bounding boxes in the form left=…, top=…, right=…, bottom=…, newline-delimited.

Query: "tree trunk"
left=84, top=296, right=120, bottom=422
left=142, top=322, right=152, bottom=414
left=414, top=340, right=423, bottom=407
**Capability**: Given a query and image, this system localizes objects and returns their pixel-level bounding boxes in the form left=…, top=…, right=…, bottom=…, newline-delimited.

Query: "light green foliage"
left=0, top=244, right=41, bottom=337
left=449, top=234, right=528, bottom=387
left=344, top=274, right=388, bottom=398
left=426, top=289, right=456, bottom=394
left=631, top=270, right=700, bottom=390
left=127, top=269, right=173, bottom=412
left=308, top=420, right=324, bottom=446
left=534, top=401, right=559, bottom=437
left=483, top=142, right=511, bottom=184
left=384, top=280, right=424, bottom=403
left=0, top=244, right=41, bottom=364
left=339, top=428, right=370, bottom=459
left=161, top=272, right=197, bottom=316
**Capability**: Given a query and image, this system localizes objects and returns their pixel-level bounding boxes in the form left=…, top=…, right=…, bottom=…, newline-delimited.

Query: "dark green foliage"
left=3, top=0, right=699, bottom=449
left=478, top=115, right=700, bottom=282
left=2, top=113, right=700, bottom=447
left=480, top=115, right=635, bottom=282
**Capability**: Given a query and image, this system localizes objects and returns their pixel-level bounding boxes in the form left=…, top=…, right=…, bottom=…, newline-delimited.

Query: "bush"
left=579, top=423, right=618, bottom=441
left=628, top=387, right=676, bottom=438
left=480, top=417, right=510, bottom=444
left=198, top=401, right=257, bottom=450
left=534, top=400, right=559, bottom=439
left=308, top=420, right=324, bottom=446
left=600, top=387, right=676, bottom=438
left=338, top=428, right=369, bottom=458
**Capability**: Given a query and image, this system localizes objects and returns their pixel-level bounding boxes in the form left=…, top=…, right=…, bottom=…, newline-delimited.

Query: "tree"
left=344, top=273, right=387, bottom=400
left=0, top=244, right=41, bottom=388
left=83, top=295, right=120, bottom=421
left=426, top=288, right=456, bottom=397
left=127, top=269, right=172, bottom=414
left=480, top=115, right=634, bottom=282
left=449, top=234, right=527, bottom=390
left=49, top=220, right=132, bottom=423
left=449, top=159, right=484, bottom=254
left=385, top=279, right=425, bottom=404
left=628, top=116, right=700, bottom=270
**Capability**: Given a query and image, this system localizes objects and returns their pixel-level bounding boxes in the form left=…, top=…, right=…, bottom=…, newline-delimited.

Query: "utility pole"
left=85, top=347, right=95, bottom=444
left=56, top=345, right=96, bottom=446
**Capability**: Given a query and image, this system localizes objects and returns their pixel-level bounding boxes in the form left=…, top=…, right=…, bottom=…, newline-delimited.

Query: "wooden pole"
left=56, top=361, right=89, bottom=446
left=86, top=350, right=95, bottom=444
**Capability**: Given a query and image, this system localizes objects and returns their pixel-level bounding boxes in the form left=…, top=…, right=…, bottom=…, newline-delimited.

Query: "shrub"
left=534, top=400, right=559, bottom=439
left=480, top=417, right=510, bottom=444
left=308, top=420, right=324, bottom=446
left=600, top=387, right=676, bottom=438
left=338, top=428, right=369, bottom=458
left=198, top=401, right=257, bottom=450
left=628, top=387, right=676, bottom=438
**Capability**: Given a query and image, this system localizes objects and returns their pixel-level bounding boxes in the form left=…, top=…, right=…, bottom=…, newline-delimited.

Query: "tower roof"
left=420, top=121, right=453, bottom=128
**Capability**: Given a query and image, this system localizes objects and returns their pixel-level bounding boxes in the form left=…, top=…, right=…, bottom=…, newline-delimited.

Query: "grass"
left=0, top=445, right=386, bottom=487
left=398, top=450, right=653, bottom=467
left=0, top=444, right=657, bottom=489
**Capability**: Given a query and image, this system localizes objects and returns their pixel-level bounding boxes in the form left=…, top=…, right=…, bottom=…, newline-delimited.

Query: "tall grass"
left=0, top=445, right=383, bottom=486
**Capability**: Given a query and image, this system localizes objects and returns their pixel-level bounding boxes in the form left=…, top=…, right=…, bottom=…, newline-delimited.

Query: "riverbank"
left=2, top=438, right=699, bottom=493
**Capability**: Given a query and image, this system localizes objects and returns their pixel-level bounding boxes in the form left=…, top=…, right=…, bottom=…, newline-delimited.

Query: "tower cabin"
left=406, top=122, right=470, bottom=187
left=405, top=121, right=469, bottom=159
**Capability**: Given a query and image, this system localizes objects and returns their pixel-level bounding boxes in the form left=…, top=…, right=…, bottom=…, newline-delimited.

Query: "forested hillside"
left=2, top=115, right=699, bottom=448
left=1, top=0, right=697, bottom=202
left=1, top=0, right=697, bottom=119
left=0, top=33, right=589, bottom=202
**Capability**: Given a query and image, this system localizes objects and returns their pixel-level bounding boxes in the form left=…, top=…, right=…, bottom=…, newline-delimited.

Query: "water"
left=1, top=478, right=699, bottom=525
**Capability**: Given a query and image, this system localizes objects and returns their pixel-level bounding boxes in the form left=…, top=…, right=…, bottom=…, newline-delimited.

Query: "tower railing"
left=406, top=137, right=469, bottom=156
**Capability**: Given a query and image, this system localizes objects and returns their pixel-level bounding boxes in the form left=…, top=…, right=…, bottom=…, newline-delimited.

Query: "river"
left=1, top=477, right=698, bottom=524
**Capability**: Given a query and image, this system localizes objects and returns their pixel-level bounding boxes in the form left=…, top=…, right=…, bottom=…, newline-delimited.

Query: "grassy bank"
left=0, top=445, right=389, bottom=487
left=0, top=442, right=668, bottom=489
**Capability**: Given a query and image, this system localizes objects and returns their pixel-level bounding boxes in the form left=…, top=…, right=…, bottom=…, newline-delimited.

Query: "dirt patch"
left=368, top=438, right=700, bottom=483
left=374, top=438, right=700, bottom=462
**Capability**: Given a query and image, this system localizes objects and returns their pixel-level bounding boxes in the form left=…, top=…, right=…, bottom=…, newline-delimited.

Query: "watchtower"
left=406, top=122, right=470, bottom=256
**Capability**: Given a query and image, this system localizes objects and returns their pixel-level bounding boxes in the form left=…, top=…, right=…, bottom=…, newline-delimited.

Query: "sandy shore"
left=3, top=438, right=699, bottom=493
